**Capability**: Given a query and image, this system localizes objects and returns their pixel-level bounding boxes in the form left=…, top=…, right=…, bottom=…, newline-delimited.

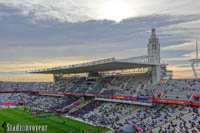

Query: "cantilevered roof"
left=27, top=56, right=166, bottom=74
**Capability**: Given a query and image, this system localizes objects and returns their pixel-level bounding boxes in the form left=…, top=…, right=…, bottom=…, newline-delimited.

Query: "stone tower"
left=148, top=28, right=160, bottom=63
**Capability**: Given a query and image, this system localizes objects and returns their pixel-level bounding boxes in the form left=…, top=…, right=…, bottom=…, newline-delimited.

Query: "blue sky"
left=0, top=0, right=200, bottom=81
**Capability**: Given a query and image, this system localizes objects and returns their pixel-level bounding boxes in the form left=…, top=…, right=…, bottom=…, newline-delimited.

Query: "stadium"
left=0, top=29, right=200, bottom=133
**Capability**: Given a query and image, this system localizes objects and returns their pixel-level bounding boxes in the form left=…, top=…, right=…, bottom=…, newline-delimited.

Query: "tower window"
left=152, top=44, right=157, bottom=49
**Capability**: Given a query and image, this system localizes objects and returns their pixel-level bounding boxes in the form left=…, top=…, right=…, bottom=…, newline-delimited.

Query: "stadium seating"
left=1, top=92, right=200, bottom=133
left=141, top=79, right=200, bottom=100
left=70, top=100, right=102, bottom=117
left=88, top=76, right=113, bottom=94
left=1, top=77, right=200, bottom=132
left=0, top=93, right=12, bottom=102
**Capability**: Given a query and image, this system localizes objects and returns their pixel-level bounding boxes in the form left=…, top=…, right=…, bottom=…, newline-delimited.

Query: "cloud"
left=162, top=41, right=196, bottom=51
left=0, top=0, right=200, bottom=23
left=167, top=65, right=193, bottom=79
left=0, top=0, right=93, bottom=23
left=0, top=14, right=199, bottom=63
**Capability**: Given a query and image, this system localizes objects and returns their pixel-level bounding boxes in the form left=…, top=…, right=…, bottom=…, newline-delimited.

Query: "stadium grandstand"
left=1, top=29, right=200, bottom=133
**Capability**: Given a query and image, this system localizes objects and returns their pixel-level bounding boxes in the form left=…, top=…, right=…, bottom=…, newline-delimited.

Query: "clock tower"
left=148, top=28, right=160, bottom=63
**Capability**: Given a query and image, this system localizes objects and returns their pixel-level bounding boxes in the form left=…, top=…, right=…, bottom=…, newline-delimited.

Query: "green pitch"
left=0, top=107, right=109, bottom=133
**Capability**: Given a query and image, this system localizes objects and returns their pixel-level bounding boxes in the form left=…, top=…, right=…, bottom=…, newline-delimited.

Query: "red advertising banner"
left=192, top=102, right=200, bottom=106
left=64, top=92, right=72, bottom=95
left=193, top=94, right=200, bottom=97
left=0, top=90, right=14, bottom=93
left=109, top=95, right=137, bottom=100
left=0, top=102, right=16, bottom=106
left=154, top=98, right=191, bottom=105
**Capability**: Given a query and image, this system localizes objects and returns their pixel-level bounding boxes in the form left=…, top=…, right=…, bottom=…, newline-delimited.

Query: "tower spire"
left=151, top=28, right=156, bottom=38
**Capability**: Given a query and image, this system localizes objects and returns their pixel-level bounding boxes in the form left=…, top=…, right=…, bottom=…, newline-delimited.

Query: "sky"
left=0, top=0, right=200, bottom=81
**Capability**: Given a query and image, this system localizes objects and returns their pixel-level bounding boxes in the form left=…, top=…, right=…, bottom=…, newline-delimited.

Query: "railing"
left=95, top=95, right=153, bottom=106
left=117, top=55, right=161, bottom=64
